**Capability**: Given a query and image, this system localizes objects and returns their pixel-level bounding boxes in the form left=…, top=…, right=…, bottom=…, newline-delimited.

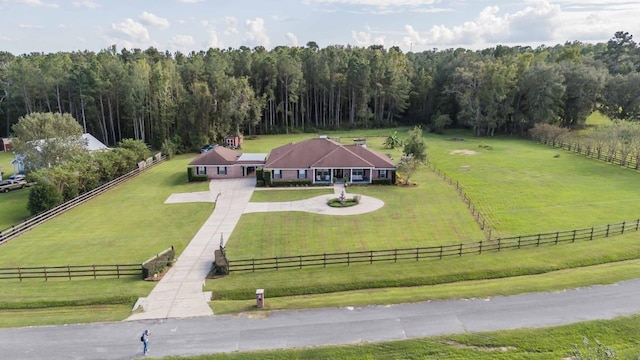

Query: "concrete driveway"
left=128, top=180, right=385, bottom=321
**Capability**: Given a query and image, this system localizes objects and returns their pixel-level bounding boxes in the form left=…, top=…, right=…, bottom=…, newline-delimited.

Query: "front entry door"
left=334, top=169, right=343, bottom=180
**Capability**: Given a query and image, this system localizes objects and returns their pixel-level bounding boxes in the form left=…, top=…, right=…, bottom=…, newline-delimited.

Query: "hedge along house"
left=187, top=145, right=267, bottom=180
left=263, top=136, right=396, bottom=185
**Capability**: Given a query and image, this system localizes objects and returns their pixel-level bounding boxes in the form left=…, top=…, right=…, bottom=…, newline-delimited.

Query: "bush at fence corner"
left=213, top=249, right=229, bottom=276
left=141, top=246, right=175, bottom=279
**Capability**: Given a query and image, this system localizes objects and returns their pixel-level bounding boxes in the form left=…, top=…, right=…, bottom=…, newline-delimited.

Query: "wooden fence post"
left=394, top=249, right=398, bottom=263
left=93, top=264, right=97, bottom=279
left=572, top=230, right=576, bottom=242
left=517, top=236, right=521, bottom=249
left=621, top=221, right=626, bottom=235
left=370, top=251, right=374, bottom=264
left=439, top=245, right=443, bottom=260
left=68, top=265, right=71, bottom=280
left=590, top=227, right=594, bottom=240
left=479, top=241, right=483, bottom=254
left=555, top=232, right=559, bottom=245
left=44, top=266, right=48, bottom=282
left=18, top=267, right=22, bottom=282
left=606, top=224, right=610, bottom=237
left=537, top=234, right=541, bottom=247
left=459, top=244, right=463, bottom=256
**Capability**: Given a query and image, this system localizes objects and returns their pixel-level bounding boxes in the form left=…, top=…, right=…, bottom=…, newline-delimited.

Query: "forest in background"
left=0, top=31, right=639, bottom=151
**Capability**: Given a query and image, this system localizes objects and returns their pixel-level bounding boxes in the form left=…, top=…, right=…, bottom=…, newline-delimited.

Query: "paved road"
left=3, top=278, right=640, bottom=359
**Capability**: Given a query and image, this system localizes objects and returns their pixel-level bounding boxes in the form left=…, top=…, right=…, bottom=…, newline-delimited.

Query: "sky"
left=0, top=0, right=638, bottom=55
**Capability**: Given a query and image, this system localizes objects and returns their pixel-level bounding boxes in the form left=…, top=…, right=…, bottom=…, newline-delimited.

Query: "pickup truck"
left=0, top=179, right=27, bottom=193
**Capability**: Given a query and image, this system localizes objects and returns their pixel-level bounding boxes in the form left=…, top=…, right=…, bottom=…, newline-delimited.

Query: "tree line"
left=1, top=32, right=639, bottom=151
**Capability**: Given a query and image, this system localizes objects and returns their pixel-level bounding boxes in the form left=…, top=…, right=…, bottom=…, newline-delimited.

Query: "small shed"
left=224, top=133, right=243, bottom=149
left=1, top=138, right=13, bottom=152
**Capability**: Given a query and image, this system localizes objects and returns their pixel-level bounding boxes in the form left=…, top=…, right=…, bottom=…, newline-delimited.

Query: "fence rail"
left=0, top=153, right=165, bottom=246
left=425, top=160, right=492, bottom=238
left=228, top=218, right=639, bottom=272
left=0, top=264, right=140, bottom=281
left=540, top=139, right=640, bottom=171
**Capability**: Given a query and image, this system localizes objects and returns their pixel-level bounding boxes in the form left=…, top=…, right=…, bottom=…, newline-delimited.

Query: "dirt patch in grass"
left=441, top=339, right=517, bottom=352
left=449, top=149, right=481, bottom=155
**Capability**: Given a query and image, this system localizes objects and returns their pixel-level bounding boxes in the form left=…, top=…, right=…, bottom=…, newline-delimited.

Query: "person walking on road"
left=140, top=329, right=150, bottom=356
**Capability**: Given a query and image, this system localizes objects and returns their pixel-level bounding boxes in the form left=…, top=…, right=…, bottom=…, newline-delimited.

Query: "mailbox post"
left=256, top=288, right=264, bottom=308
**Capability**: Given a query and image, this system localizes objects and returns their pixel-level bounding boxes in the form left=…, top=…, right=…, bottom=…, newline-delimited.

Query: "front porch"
left=313, top=168, right=372, bottom=184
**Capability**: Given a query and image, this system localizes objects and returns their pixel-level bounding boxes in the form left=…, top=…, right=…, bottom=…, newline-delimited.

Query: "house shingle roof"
left=264, top=137, right=395, bottom=169
left=188, top=146, right=240, bottom=166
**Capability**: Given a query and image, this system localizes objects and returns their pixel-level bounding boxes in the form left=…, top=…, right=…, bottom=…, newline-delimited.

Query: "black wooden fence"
left=228, top=218, right=640, bottom=272
left=0, top=153, right=165, bottom=246
left=425, top=160, right=492, bottom=238
left=0, top=264, right=140, bottom=281
left=539, top=139, right=640, bottom=171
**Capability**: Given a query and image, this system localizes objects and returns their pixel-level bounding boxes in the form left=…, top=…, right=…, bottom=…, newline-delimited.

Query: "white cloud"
left=309, top=0, right=439, bottom=14
left=170, top=34, right=195, bottom=52
left=206, top=29, right=222, bottom=48
left=72, top=0, right=100, bottom=8
left=285, top=32, right=298, bottom=46
left=245, top=17, right=270, bottom=47
left=9, top=0, right=58, bottom=8
left=225, top=16, right=238, bottom=35
left=111, top=18, right=151, bottom=43
left=18, top=23, right=44, bottom=29
left=58, top=23, right=72, bottom=29
left=139, top=12, right=170, bottom=29
left=178, top=0, right=204, bottom=3
left=400, top=0, right=562, bottom=49
left=351, top=29, right=371, bottom=45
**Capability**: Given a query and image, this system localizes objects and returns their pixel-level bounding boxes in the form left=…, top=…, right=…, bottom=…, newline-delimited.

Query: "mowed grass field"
left=3, top=127, right=640, bottom=332
left=0, top=150, right=31, bottom=229
left=0, top=154, right=211, bottom=324
left=426, top=131, right=640, bottom=237
left=209, top=128, right=640, bottom=306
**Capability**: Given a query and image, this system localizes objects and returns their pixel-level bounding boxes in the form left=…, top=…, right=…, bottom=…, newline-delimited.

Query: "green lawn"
left=229, top=169, right=486, bottom=259
left=4, top=128, right=640, bottom=333
left=425, top=131, right=640, bottom=237
left=250, top=188, right=334, bottom=202
left=0, top=151, right=30, bottom=229
left=0, top=154, right=211, bottom=319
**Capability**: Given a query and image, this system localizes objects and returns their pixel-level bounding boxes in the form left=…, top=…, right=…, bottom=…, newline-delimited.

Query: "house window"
left=298, top=170, right=306, bottom=179
left=316, top=169, right=330, bottom=181
left=196, top=166, right=206, bottom=175
left=218, top=167, right=227, bottom=175
left=273, top=170, right=282, bottom=179
left=379, top=170, right=388, bottom=178
left=352, top=169, right=364, bottom=181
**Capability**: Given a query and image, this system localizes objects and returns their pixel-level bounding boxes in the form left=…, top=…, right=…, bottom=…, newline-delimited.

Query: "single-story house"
left=264, top=137, right=396, bottom=184
left=187, top=145, right=267, bottom=179
left=12, top=133, right=109, bottom=173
